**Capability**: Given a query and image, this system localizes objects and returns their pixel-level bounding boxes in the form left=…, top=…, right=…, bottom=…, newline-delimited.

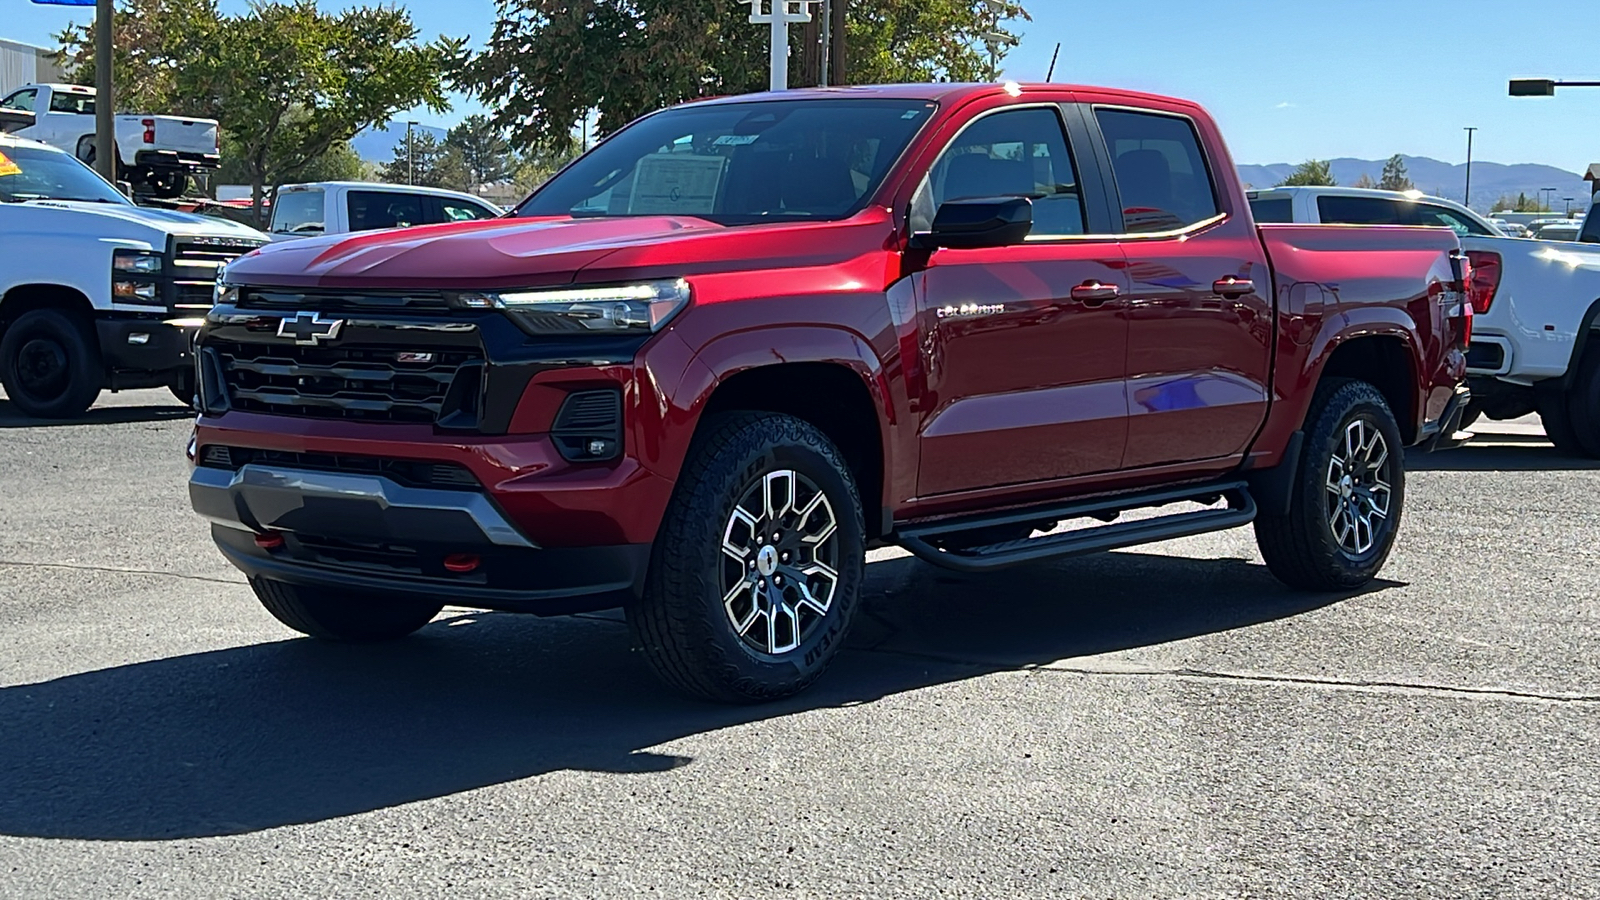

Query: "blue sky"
left=12, top=0, right=1600, bottom=170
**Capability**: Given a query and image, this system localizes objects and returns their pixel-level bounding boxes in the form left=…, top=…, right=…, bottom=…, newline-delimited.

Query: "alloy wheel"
left=1325, top=417, right=1393, bottom=556
left=720, top=469, right=841, bottom=656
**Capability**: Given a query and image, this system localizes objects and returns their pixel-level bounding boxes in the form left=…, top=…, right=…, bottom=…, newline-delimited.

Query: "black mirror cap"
left=913, top=196, right=1034, bottom=251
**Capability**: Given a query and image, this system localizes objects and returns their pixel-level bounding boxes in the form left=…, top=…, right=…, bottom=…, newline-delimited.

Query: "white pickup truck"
left=1248, top=185, right=1600, bottom=456
left=0, top=134, right=265, bottom=418
left=0, top=83, right=220, bottom=199
left=267, top=181, right=502, bottom=240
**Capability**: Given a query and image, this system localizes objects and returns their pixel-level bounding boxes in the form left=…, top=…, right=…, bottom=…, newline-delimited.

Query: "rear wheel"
left=1561, top=349, right=1600, bottom=457
left=1536, top=383, right=1586, bottom=456
left=146, top=169, right=190, bottom=199
left=250, top=576, right=443, bottom=642
left=0, top=308, right=102, bottom=418
left=628, top=412, right=865, bottom=703
left=1256, top=379, right=1405, bottom=591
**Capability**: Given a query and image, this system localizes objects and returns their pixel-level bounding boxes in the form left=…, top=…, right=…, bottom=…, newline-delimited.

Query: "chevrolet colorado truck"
left=187, top=84, right=1471, bottom=702
left=0, top=134, right=266, bottom=417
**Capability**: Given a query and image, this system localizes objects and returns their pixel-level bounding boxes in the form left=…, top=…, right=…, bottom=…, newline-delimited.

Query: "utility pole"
left=406, top=120, right=417, bottom=185
left=1543, top=187, right=1557, bottom=212
left=94, top=0, right=115, bottom=183
left=1463, top=127, right=1476, bottom=209
left=747, top=0, right=816, bottom=92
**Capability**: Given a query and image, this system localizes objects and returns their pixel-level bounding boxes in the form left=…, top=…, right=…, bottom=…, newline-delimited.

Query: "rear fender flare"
left=1302, top=307, right=1424, bottom=431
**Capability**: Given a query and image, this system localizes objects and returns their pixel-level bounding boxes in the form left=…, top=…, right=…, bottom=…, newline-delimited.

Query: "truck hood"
left=19, top=199, right=267, bottom=243
left=222, top=209, right=896, bottom=291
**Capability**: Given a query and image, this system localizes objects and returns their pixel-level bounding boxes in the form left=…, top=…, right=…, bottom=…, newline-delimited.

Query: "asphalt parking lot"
left=1, top=388, right=1597, bottom=899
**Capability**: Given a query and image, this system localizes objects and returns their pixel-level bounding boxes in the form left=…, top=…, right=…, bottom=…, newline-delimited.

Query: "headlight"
left=113, top=249, right=165, bottom=274
left=460, top=279, right=690, bottom=335
left=213, top=280, right=239, bottom=306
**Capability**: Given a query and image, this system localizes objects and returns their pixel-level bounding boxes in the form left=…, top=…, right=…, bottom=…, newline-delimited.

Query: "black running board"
left=897, top=480, right=1257, bottom=573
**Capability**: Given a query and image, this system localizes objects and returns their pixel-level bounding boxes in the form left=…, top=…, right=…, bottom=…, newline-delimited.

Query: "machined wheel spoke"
left=768, top=601, right=800, bottom=655
left=725, top=581, right=761, bottom=636
left=722, top=507, right=760, bottom=563
left=764, top=471, right=797, bottom=522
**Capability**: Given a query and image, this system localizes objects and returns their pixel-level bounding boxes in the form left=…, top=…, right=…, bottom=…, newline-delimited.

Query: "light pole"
left=1543, top=187, right=1557, bottom=212
left=1463, top=127, right=1476, bottom=208
left=1510, top=78, right=1600, bottom=96
left=746, top=0, right=817, bottom=92
left=1565, top=197, right=1575, bottom=217
left=94, top=0, right=115, bottom=183
left=406, top=120, right=417, bottom=185
left=978, top=0, right=1018, bottom=81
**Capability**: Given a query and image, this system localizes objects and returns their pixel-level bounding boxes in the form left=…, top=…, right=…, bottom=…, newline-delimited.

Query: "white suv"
left=1249, top=185, right=1600, bottom=455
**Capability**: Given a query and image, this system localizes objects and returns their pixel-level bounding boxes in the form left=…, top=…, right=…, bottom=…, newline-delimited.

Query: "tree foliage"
left=218, top=136, right=366, bottom=186
left=58, top=0, right=459, bottom=221
left=448, top=114, right=516, bottom=185
left=1377, top=154, right=1413, bottom=192
left=1279, top=159, right=1336, bottom=187
left=455, top=0, right=1030, bottom=152
left=379, top=131, right=472, bottom=190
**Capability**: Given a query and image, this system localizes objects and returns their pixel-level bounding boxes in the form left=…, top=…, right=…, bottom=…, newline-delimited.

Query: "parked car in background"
left=0, top=134, right=265, bottom=417
left=1248, top=185, right=1600, bottom=453
left=0, top=83, right=219, bottom=199
left=1530, top=220, right=1582, bottom=242
left=1489, top=217, right=1531, bottom=238
left=188, top=83, right=1470, bottom=702
left=268, top=182, right=502, bottom=241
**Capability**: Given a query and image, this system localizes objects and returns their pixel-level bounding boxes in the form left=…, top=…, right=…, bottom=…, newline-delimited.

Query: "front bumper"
left=1418, top=383, right=1472, bottom=452
left=192, top=463, right=650, bottom=613
left=96, top=316, right=197, bottom=375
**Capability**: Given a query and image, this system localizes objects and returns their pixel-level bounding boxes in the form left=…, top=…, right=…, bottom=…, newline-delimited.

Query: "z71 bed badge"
left=937, top=303, right=1005, bottom=319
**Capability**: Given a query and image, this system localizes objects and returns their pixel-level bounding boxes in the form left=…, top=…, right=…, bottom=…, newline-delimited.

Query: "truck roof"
left=277, top=181, right=500, bottom=204
left=685, top=82, right=1202, bottom=111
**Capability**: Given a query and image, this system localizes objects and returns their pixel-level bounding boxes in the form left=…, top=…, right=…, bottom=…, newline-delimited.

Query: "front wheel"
left=0, top=308, right=102, bottom=418
left=628, top=412, right=865, bottom=703
left=1255, top=379, right=1406, bottom=591
left=250, top=577, right=443, bottom=641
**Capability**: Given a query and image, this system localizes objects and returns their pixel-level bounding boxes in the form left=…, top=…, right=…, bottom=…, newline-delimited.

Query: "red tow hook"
left=254, top=532, right=285, bottom=550
left=443, top=553, right=481, bottom=574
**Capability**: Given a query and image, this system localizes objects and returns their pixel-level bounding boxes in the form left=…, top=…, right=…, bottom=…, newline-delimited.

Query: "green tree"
left=446, top=114, right=515, bottom=185
left=1279, top=159, right=1336, bottom=187
left=1378, top=154, right=1414, bottom=192
left=60, top=1, right=461, bottom=223
left=455, top=0, right=1031, bottom=152
left=54, top=0, right=220, bottom=114
left=379, top=131, right=473, bottom=191
left=218, top=137, right=366, bottom=188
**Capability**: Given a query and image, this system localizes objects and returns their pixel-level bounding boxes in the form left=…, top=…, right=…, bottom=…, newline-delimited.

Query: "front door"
left=1093, top=107, right=1273, bottom=468
left=912, top=105, right=1130, bottom=497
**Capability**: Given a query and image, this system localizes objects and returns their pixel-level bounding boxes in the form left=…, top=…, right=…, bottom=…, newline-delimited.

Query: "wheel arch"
left=1317, top=333, right=1420, bottom=443
left=1554, top=295, right=1600, bottom=389
left=687, top=328, right=893, bottom=539
left=0, top=283, right=96, bottom=333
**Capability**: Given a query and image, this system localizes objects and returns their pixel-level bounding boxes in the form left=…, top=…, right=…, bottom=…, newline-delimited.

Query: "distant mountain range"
left=1237, top=156, right=1592, bottom=212
left=351, top=121, right=449, bottom=163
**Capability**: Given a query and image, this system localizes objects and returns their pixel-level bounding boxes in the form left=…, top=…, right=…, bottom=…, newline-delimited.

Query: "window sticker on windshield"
left=0, top=151, right=20, bottom=178
left=629, top=153, right=726, bottom=215
left=901, top=110, right=923, bottom=119
left=713, top=134, right=759, bottom=146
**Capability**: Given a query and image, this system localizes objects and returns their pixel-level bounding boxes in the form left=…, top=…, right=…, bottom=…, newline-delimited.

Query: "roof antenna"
left=1046, top=42, right=1061, bottom=81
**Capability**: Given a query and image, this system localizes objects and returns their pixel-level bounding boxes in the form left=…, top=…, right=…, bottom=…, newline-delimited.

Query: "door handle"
left=1213, top=277, right=1256, bottom=299
left=1070, top=282, right=1120, bottom=306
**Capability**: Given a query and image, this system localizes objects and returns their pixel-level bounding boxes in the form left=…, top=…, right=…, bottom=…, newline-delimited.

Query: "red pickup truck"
left=188, top=83, right=1471, bottom=702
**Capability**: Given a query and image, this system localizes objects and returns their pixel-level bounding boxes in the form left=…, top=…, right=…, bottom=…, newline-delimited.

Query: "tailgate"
left=126, top=115, right=217, bottom=155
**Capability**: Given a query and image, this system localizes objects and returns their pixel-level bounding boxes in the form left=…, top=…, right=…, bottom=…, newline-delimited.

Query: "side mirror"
left=911, top=197, right=1033, bottom=251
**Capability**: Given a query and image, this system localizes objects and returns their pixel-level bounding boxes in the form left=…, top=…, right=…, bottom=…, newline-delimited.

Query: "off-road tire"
left=1536, top=383, right=1586, bottom=456
left=627, top=412, right=865, bottom=704
left=250, top=576, right=443, bottom=642
left=0, top=308, right=102, bottom=418
left=1255, top=378, right=1405, bottom=591
left=1561, top=349, right=1600, bottom=458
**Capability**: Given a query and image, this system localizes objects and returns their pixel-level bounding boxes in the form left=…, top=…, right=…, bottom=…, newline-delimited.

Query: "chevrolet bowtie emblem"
left=276, top=312, right=344, bottom=346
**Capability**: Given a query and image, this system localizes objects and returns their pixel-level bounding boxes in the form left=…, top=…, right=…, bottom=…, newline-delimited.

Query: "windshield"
left=0, top=144, right=129, bottom=204
left=271, top=189, right=326, bottom=235
left=516, top=98, right=937, bottom=224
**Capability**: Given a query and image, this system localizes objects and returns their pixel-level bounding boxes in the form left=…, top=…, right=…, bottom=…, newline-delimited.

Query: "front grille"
left=236, top=288, right=452, bottom=314
left=198, top=445, right=481, bottom=490
left=211, top=340, right=482, bottom=423
left=172, top=239, right=262, bottom=312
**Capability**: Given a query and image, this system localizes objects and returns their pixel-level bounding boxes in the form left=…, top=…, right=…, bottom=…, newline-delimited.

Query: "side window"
left=347, top=191, right=425, bottom=232
left=1096, top=109, right=1220, bottom=234
left=440, top=198, right=497, bottom=222
left=1317, top=195, right=1407, bottom=225
left=1, top=89, right=37, bottom=113
left=48, top=92, right=94, bottom=115
left=913, top=106, right=1085, bottom=238
left=1417, top=205, right=1493, bottom=236
left=1248, top=195, right=1293, bottom=223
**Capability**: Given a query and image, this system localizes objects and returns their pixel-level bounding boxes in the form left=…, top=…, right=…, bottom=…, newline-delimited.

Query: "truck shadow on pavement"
left=1408, top=436, right=1600, bottom=472
left=0, top=551, right=1391, bottom=842
left=0, top=400, right=195, bottom=428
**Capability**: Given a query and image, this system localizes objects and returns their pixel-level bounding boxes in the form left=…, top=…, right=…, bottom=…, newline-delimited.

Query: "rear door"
left=911, top=102, right=1131, bottom=496
left=1088, top=104, right=1273, bottom=468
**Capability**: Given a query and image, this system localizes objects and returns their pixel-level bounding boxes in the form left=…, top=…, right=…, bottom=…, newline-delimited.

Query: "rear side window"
left=270, top=190, right=326, bottom=236
left=1096, top=109, right=1220, bottom=233
left=348, top=191, right=425, bottom=232
left=1416, top=205, right=1494, bottom=236
left=914, top=106, right=1086, bottom=237
left=1249, top=195, right=1293, bottom=223
left=48, top=92, right=94, bottom=115
left=1317, top=195, right=1407, bottom=225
